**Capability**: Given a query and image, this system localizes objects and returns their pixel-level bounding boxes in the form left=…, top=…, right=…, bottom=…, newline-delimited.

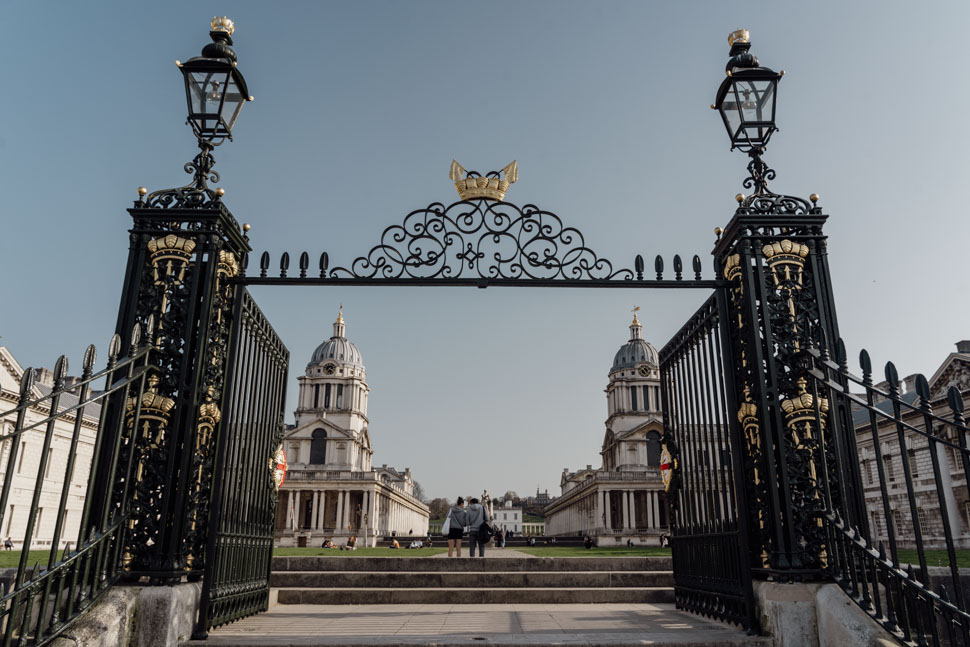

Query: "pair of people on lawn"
left=443, top=497, right=491, bottom=558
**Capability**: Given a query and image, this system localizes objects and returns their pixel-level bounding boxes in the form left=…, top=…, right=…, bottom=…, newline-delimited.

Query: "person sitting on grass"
left=322, top=539, right=336, bottom=549
left=389, top=538, right=400, bottom=549
left=584, top=535, right=593, bottom=549
left=341, top=535, right=356, bottom=551
left=408, top=539, right=423, bottom=549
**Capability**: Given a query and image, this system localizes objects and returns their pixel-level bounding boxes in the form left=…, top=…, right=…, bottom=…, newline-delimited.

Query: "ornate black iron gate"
left=195, top=288, right=289, bottom=636
left=659, top=291, right=756, bottom=631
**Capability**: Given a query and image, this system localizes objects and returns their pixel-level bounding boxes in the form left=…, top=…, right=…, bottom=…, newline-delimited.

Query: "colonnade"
left=279, top=486, right=428, bottom=537
left=547, top=486, right=666, bottom=535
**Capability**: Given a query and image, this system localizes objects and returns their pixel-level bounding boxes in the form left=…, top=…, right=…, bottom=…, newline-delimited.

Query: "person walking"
left=444, top=497, right=468, bottom=558
left=466, top=497, right=492, bottom=558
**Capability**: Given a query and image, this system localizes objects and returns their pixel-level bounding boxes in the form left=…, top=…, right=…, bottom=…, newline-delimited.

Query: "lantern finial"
left=728, top=29, right=749, bottom=46
left=211, top=16, right=235, bottom=35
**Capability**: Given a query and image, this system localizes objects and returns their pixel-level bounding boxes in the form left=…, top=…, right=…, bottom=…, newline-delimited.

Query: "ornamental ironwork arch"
left=236, top=164, right=719, bottom=289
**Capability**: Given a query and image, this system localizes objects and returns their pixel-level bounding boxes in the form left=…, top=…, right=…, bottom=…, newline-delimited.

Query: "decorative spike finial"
left=632, top=305, right=641, bottom=326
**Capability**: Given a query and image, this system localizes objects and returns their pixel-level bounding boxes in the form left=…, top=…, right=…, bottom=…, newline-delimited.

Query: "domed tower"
left=293, top=307, right=372, bottom=471
left=601, top=309, right=664, bottom=471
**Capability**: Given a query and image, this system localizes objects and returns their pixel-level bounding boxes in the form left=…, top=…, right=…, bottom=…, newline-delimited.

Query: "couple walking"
left=443, top=497, right=492, bottom=557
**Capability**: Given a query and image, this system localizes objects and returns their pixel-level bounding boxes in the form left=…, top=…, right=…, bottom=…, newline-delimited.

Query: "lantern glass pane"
left=722, top=89, right=744, bottom=139
left=220, top=75, right=246, bottom=132
left=737, top=79, right=776, bottom=125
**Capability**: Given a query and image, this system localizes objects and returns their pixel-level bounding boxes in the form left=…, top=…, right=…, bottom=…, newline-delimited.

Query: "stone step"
left=272, top=556, right=671, bottom=572
left=275, top=586, right=675, bottom=605
left=272, top=570, right=674, bottom=589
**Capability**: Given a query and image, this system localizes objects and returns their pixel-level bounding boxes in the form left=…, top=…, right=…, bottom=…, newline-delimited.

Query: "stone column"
left=622, top=490, right=630, bottom=529
left=285, top=491, right=294, bottom=530
left=596, top=489, right=605, bottom=531
left=605, top=490, right=613, bottom=530
left=311, top=491, right=320, bottom=531
left=335, top=491, right=344, bottom=531
left=370, top=488, right=378, bottom=538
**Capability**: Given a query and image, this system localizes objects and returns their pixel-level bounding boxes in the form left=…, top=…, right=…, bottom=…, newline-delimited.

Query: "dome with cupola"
left=309, top=308, right=364, bottom=368
left=611, top=311, right=658, bottom=371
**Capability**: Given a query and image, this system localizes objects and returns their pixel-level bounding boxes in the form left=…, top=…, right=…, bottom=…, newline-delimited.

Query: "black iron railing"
left=195, top=289, right=289, bottom=637
left=0, top=322, right=153, bottom=647
left=807, top=342, right=970, bottom=647
left=660, top=291, right=757, bottom=632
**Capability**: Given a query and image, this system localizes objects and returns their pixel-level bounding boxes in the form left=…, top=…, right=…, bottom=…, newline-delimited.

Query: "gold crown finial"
left=449, top=160, right=518, bottom=201
left=211, top=16, right=235, bottom=35
left=632, top=305, right=641, bottom=326
left=729, top=29, right=750, bottom=46
left=336, top=304, right=344, bottom=324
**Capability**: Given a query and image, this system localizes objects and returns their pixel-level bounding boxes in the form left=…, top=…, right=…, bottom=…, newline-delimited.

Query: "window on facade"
left=646, top=432, right=662, bottom=467
left=892, top=510, right=902, bottom=534
left=325, top=384, right=332, bottom=408
left=17, top=442, right=25, bottom=473
left=336, top=385, right=344, bottom=409
left=863, top=460, right=872, bottom=486
left=35, top=508, right=42, bottom=533
left=871, top=511, right=881, bottom=537
left=314, top=384, right=320, bottom=408
left=45, top=448, right=54, bottom=479
left=643, top=386, right=650, bottom=411
left=908, top=450, right=918, bottom=478
left=5, top=506, right=13, bottom=536
left=631, top=388, right=638, bottom=411
left=917, top=508, right=928, bottom=535
left=884, top=455, right=894, bottom=481
left=310, top=429, right=327, bottom=464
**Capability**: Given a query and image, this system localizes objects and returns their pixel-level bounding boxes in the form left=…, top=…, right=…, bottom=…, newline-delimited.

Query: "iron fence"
left=0, top=322, right=153, bottom=647
left=806, top=341, right=970, bottom=647
left=659, top=291, right=756, bottom=631
left=195, top=288, right=289, bottom=637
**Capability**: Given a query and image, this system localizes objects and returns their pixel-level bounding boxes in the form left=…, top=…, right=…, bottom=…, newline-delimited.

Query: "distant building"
left=275, top=310, right=429, bottom=547
left=0, top=347, right=98, bottom=551
left=544, top=313, right=669, bottom=544
left=857, top=340, right=970, bottom=549
left=494, top=501, right=523, bottom=533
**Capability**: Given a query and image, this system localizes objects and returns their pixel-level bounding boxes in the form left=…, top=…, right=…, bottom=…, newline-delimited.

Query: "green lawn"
left=273, top=547, right=449, bottom=557
left=895, top=549, right=970, bottom=569
left=516, top=546, right=671, bottom=558
left=0, top=550, right=62, bottom=569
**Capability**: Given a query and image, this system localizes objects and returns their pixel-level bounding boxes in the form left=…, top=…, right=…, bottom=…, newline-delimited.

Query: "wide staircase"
left=271, top=555, right=674, bottom=604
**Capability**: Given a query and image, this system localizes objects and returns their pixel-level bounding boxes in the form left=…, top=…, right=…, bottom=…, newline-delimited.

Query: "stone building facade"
left=275, top=310, right=429, bottom=547
left=544, top=313, right=669, bottom=544
left=0, top=346, right=98, bottom=551
left=857, top=340, right=970, bottom=549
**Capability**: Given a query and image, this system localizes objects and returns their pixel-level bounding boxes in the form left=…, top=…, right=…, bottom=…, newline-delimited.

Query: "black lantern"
left=714, top=30, right=782, bottom=154
left=178, top=16, right=251, bottom=143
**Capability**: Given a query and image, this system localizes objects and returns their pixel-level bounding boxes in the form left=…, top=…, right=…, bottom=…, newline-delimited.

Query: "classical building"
left=857, top=340, right=970, bottom=549
left=544, top=312, right=669, bottom=544
left=0, top=346, right=98, bottom=551
left=274, top=310, right=429, bottom=547
left=494, top=501, right=523, bottom=533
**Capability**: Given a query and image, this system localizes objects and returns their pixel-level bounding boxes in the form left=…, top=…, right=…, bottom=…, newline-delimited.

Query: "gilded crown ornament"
left=148, top=235, right=197, bottom=285
left=211, top=16, right=235, bottom=35
left=217, top=250, right=240, bottom=278
left=781, top=377, right=829, bottom=428
left=126, top=375, right=176, bottom=417
left=723, top=253, right=742, bottom=282
left=449, top=160, right=518, bottom=201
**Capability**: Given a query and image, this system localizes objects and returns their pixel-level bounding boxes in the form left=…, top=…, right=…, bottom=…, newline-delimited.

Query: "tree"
left=412, top=480, right=427, bottom=503
left=428, top=498, right=451, bottom=520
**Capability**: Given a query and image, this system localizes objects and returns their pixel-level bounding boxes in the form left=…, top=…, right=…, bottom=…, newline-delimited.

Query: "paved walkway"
left=430, top=548, right=535, bottom=559
left=192, top=603, right=769, bottom=646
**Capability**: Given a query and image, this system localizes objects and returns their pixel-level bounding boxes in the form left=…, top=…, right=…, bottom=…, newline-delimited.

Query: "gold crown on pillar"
left=217, top=250, right=239, bottom=278
left=199, top=388, right=222, bottom=426
left=127, top=375, right=176, bottom=417
left=449, top=160, right=518, bottom=201
left=147, top=234, right=197, bottom=262
left=781, top=377, right=829, bottom=427
left=211, top=16, right=235, bottom=35
left=761, top=239, right=809, bottom=268
left=723, top=253, right=742, bottom=282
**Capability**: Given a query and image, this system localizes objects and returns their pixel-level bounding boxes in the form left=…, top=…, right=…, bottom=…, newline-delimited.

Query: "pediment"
left=0, top=347, right=42, bottom=400
left=285, top=418, right=352, bottom=440
left=929, top=355, right=970, bottom=400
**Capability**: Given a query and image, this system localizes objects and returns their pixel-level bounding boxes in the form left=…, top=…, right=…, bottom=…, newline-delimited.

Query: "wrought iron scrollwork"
left=140, top=141, right=225, bottom=210
left=736, top=151, right=813, bottom=216
left=329, top=199, right=634, bottom=281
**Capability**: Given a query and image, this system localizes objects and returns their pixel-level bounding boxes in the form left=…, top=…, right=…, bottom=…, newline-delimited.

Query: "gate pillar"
left=100, top=168, right=250, bottom=582
left=712, top=173, right=858, bottom=578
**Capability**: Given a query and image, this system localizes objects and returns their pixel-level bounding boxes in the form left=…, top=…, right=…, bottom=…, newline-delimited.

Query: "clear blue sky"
left=3, top=1, right=969, bottom=501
